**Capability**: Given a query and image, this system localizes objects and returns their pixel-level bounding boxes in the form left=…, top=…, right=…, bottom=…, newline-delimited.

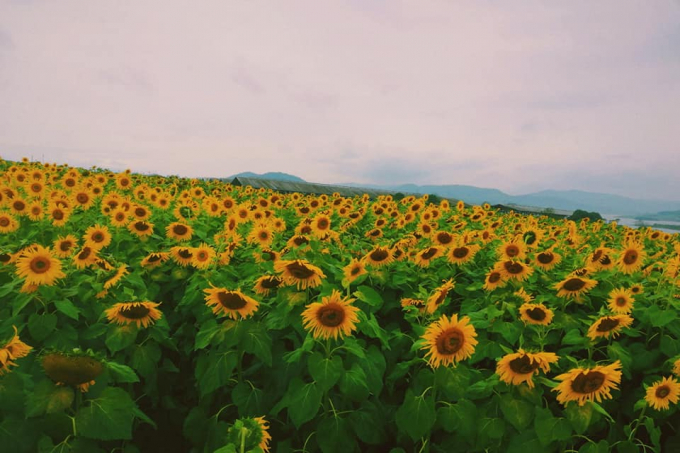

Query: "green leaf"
left=499, top=393, right=534, bottom=431
left=479, top=417, right=505, bottom=439
left=195, top=351, right=238, bottom=397
left=307, top=352, right=343, bottom=392
left=106, top=361, right=140, bottom=383
left=437, top=399, right=477, bottom=441
left=339, top=362, right=370, bottom=401
left=348, top=402, right=386, bottom=445
left=316, top=416, right=356, bottom=453
left=26, top=380, right=74, bottom=417
left=213, top=446, right=237, bottom=453
left=194, top=319, right=221, bottom=350
left=395, top=390, right=436, bottom=442
left=434, top=365, right=470, bottom=400
left=342, top=337, right=366, bottom=359
left=615, top=440, right=639, bottom=453
left=360, top=345, right=387, bottom=395
left=563, top=329, right=586, bottom=345
left=27, top=313, right=57, bottom=342
left=130, top=342, right=162, bottom=378
left=579, top=440, right=609, bottom=453
left=105, top=325, right=138, bottom=354
left=534, top=407, right=572, bottom=447
left=76, top=387, right=136, bottom=440
left=243, top=322, right=273, bottom=367
left=648, top=305, right=678, bottom=327
left=287, top=380, right=322, bottom=428
left=232, top=382, right=264, bottom=417
left=55, top=299, right=80, bottom=320
left=283, top=334, right=315, bottom=363
left=354, top=285, right=384, bottom=309
left=565, top=401, right=594, bottom=435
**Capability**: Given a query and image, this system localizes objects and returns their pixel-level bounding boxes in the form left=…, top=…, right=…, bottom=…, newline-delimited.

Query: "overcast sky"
left=1, top=1, right=679, bottom=200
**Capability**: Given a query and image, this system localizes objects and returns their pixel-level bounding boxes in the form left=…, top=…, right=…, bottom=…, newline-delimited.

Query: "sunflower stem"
left=628, top=405, right=647, bottom=441
left=239, top=426, right=248, bottom=453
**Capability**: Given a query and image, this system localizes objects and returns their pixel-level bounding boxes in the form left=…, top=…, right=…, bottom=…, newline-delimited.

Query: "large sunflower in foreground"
left=274, top=259, right=326, bottom=290
left=204, top=287, right=260, bottom=320
left=301, top=290, right=360, bottom=340
left=105, top=301, right=163, bottom=328
left=553, top=360, right=622, bottom=406
left=554, top=276, right=598, bottom=299
left=645, top=376, right=680, bottom=411
left=421, top=314, right=477, bottom=368
left=15, top=244, right=66, bottom=287
left=0, top=326, right=33, bottom=376
left=586, top=314, right=634, bottom=341
left=496, top=349, right=558, bottom=388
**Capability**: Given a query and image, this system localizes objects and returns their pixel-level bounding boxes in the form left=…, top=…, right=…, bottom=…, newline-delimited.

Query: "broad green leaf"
left=565, top=401, right=594, bottom=435
left=232, top=382, right=264, bottom=416
left=339, top=362, right=370, bottom=401
left=105, top=325, right=138, bottom=354
left=194, top=319, right=221, bottom=350
left=534, top=407, right=572, bottom=447
left=55, top=299, right=80, bottom=320
left=26, top=380, right=74, bottom=417
left=130, top=342, right=162, bottom=378
left=243, top=322, right=273, bottom=367
left=316, top=416, right=357, bottom=453
left=106, top=361, right=140, bottom=383
left=307, top=352, right=342, bottom=392
left=395, top=390, right=436, bottom=442
left=75, top=387, right=135, bottom=440
left=27, top=313, right=57, bottom=342
left=354, top=285, right=384, bottom=309
left=195, top=351, right=238, bottom=397
left=499, top=393, right=534, bottom=431
left=437, top=399, right=477, bottom=441
left=287, top=380, right=322, bottom=428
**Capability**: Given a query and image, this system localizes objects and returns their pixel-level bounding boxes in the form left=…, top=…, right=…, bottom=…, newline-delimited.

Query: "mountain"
left=228, top=172, right=306, bottom=183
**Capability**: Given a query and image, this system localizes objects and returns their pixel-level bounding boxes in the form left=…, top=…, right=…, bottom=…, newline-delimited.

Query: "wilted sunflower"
left=83, top=224, right=112, bottom=250
left=401, top=298, right=425, bottom=313
left=483, top=269, right=507, bottom=291
left=426, top=279, right=455, bottom=314
left=498, top=260, right=533, bottom=282
left=553, top=360, right=622, bottom=406
left=204, top=286, right=260, bottom=319
left=274, top=259, right=326, bottom=290
left=496, top=349, right=559, bottom=388
left=0, top=326, right=33, bottom=376
left=343, top=258, right=367, bottom=284
left=127, top=220, right=154, bottom=238
left=645, top=376, right=680, bottom=411
left=618, top=242, right=646, bottom=274
left=170, top=246, right=194, bottom=267
left=587, top=314, right=634, bottom=341
left=253, top=275, right=283, bottom=296
left=53, top=235, right=78, bottom=258
left=364, top=246, right=394, bottom=267
left=554, top=276, right=598, bottom=299
left=166, top=222, right=194, bottom=241
left=422, top=314, right=477, bottom=368
left=105, top=301, right=162, bottom=328
left=607, top=288, right=635, bottom=314
left=42, top=351, right=104, bottom=392
left=413, top=246, right=443, bottom=267
left=518, top=303, right=554, bottom=325
left=15, top=244, right=66, bottom=287
left=301, top=290, right=360, bottom=340
left=191, top=243, right=216, bottom=269
left=534, top=250, right=562, bottom=271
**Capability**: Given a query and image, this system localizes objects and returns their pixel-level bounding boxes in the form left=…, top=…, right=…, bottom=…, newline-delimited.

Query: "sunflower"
left=413, top=246, right=443, bottom=267
left=104, top=265, right=128, bottom=289
left=618, top=242, right=646, bottom=274
left=27, top=201, right=44, bottom=221
left=422, top=314, right=477, bottom=368
left=364, top=246, right=394, bottom=267
left=518, top=303, right=554, bottom=325
left=253, top=275, right=283, bottom=296
left=191, top=243, right=216, bottom=269
left=109, top=207, right=129, bottom=227
left=401, top=298, right=425, bottom=312
left=0, top=326, right=33, bottom=376
left=0, top=212, right=19, bottom=233
left=9, top=197, right=28, bottom=216
left=673, top=358, right=680, bottom=377
left=287, top=235, right=311, bottom=250
left=105, top=301, right=162, bottom=328
left=607, top=288, right=635, bottom=314
left=343, top=258, right=367, bottom=285
left=254, top=248, right=280, bottom=264
left=311, top=214, right=332, bottom=237
left=645, top=376, right=680, bottom=411
left=166, top=222, right=194, bottom=241
left=15, top=244, right=65, bottom=287
left=127, top=220, right=154, bottom=238
left=170, top=246, right=194, bottom=266
left=426, top=279, right=455, bottom=314
left=587, top=314, right=634, bottom=341
left=140, top=251, right=169, bottom=268
left=72, top=246, right=98, bottom=269
left=630, top=284, right=644, bottom=295
left=83, top=224, right=112, bottom=250
left=274, top=258, right=326, bottom=288
left=447, top=242, right=480, bottom=265
left=554, top=276, right=598, bottom=299
left=433, top=231, right=454, bottom=247
left=254, top=416, right=272, bottom=452
left=498, top=239, right=526, bottom=261
left=248, top=224, right=274, bottom=248
left=204, top=287, right=260, bottom=320
left=553, top=360, right=622, bottom=406
left=42, top=351, right=104, bottom=392
left=483, top=269, right=507, bottom=291
left=534, top=250, right=562, bottom=271
left=498, top=260, right=534, bottom=282
left=301, top=290, right=360, bottom=340
left=496, top=349, right=559, bottom=388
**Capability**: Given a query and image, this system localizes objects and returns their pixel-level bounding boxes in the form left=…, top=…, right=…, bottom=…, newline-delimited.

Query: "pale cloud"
left=0, top=0, right=678, bottom=201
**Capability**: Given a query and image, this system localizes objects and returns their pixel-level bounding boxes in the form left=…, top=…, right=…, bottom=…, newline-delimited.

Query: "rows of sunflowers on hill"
left=1, top=156, right=680, bottom=452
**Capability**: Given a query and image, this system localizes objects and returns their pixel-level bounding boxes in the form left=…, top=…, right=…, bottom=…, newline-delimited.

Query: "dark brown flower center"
left=655, top=385, right=671, bottom=398
left=178, top=249, right=193, bottom=259
left=293, top=236, right=309, bottom=246
left=591, top=250, right=603, bottom=262
left=369, top=249, right=389, bottom=262
left=509, top=355, right=540, bottom=374
left=259, top=231, right=269, bottom=240
left=134, top=207, right=146, bottom=217
left=92, top=232, right=104, bottom=242
left=13, top=200, right=26, bottom=211
left=133, top=222, right=149, bottom=231
left=350, top=265, right=362, bottom=276
left=217, top=292, right=248, bottom=310
left=173, top=224, right=188, bottom=235
left=600, top=255, right=612, bottom=265
left=147, top=254, right=162, bottom=262
left=260, top=277, right=281, bottom=289
left=0, top=217, right=10, bottom=227
left=596, top=317, right=620, bottom=332
left=30, top=257, right=50, bottom=273
left=571, top=371, right=605, bottom=394
left=437, top=232, right=453, bottom=244
left=616, top=297, right=627, bottom=307
left=287, top=262, right=315, bottom=279
left=120, top=304, right=151, bottom=319
left=59, top=241, right=73, bottom=252
left=526, top=307, right=546, bottom=321
left=563, top=278, right=586, bottom=291
left=488, top=272, right=501, bottom=283
left=76, top=193, right=89, bottom=203
left=78, top=247, right=92, bottom=260
left=0, top=253, right=11, bottom=263
left=436, top=328, right=464, bottom=355
left=52, top=210, right=64, bottom=220
left=317, top=218, right=329, bottom=230
left=317, top=304, right=345, bottom=327
left=421, top=248, right=438, bottom=260
left=504, top=261, right=524, bottom=275
left=452, top=247, right=469, bottom=258
left=623, top=250, right=638, bottom=265
left=506, top=245, right=520, bottom=257
left=537, top=252, right=554, bottom=264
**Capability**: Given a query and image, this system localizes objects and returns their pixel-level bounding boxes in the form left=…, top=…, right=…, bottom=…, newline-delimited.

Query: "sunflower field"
left=2, top=158, right=680, bottom=453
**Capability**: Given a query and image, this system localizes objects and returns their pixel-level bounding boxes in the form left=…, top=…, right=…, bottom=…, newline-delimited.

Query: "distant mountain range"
left=224, top=172, right=680, bottom=218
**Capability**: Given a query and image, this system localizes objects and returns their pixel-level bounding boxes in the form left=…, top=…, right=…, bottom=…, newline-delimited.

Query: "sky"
left=0, top=0, right=679, bottom=200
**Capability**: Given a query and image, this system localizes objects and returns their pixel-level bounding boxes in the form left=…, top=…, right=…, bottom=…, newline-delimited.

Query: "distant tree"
left=393, top=192, right=405, bottom=201
left=427, top=194, right=442, bottom=205
left=568, top=209, right=603, bottom=222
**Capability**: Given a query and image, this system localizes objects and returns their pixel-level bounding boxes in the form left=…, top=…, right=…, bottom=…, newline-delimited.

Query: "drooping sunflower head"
left=518, top=303, right=554, bottom=325
left=645, top=376, right=680, bottom=411
left=496, top=349, right=559, bottom=388
left=227, top=417, right=272, bottom=453
left=204, top=287, right=260, bottom=320
left=274, top=259, right=326, bottom=290
left=0, top=326, right=33, bottom=376
left=105, top=301, right=163, bottom=328
left=426, top=279, right=455, bottom=314
left=553, top=360, right=622, bottom=406
left=42, top=350, right=104, bottom=392
left=301, top=290, right=360, bottom=340
left=587, top=314, right=634, bottom=341
left=253, top=275, right=283, bottom=296
left=364, top=246, right=394, bottom=267
left=422, top=314, right=477, bottom=368
left=554, top=276, right=598, bottom=300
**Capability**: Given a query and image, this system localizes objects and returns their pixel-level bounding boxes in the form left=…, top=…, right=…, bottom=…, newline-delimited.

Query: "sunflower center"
left=120, top=304, right=151, bottom=319
left=287, top=262, right=315, bottom=279
left=434, top=289, right=449, bottom=306
left=59, top=241, right=72, bottom=252
left=422, top=248, right=438, bottom=260
left=0, top=217, right=9, bottom=227
left=563, top=278, right=586, bottom=291
left=30, top=256, right=51, bottom=273
left=78, top=248, right=92, bottom=260
left=504, top=261, right=524, bottom=274
left=537, top=253, right=554, bottom=264
left=92, top=233, right=104, bottom=242
left=655, top=385, right=671, bottom=398
left=197, top=251, right=208, bottom=260
left=616, top=297, right=627, bottom=307
left=436, top=328, right=464, bottom=355
left=592, top=250, right=603, bottom=262
left=506, top=245, right=520, bottom=257
left=437, top=233, right=452, bottom=244
left=0, top=253, right=11, bottom=263
left=317, top=304, right=345, bottom=327
left=526, top=307, right=547, bottom=321
left=42, top=354, right=104, bottom=386
left=623, top=250, right=638, bottom=265
left=317, top=219, right=329, bottom=230
left=453, top=247, right=469, bottom=258
left=293, top=236, right=309, bottom=246
left=148, top=254, right=161, bottom=262
left=53, top=210, right=64, bottom=220
left=369, top=250, right=388, bottom=262
left=600, top=255, right=612, bottom=265
left=217, top=292, right=248, bottom=310
left=571, top=371, right=605, bottom=394
left=13, top=201, right=26, bottom=210
left=259, top=231, right=269, bottom=240
left=178, top=249, right=193, bottom=259
left=369, top=229, right=381, bottom=237
left=509, top=355, right=540, bottom=374
left=173, top=225, right=188, bottom=235
left=350, top=266, right=362, bottom=276
left=77, top=193, right=89, bottom=203
left=135, top=208, right=146, bottom=217
left=488, top=272, right=501, bottom=283
left=134, top=222, right=149, bottom=231
left=261, top=277, right=281, bottom=289
left=596, top=317, right=620, bottom=332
